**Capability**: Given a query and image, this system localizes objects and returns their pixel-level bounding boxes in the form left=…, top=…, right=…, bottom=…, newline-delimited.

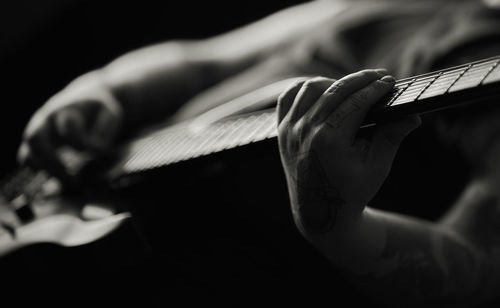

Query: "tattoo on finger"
left=290, top=151, right=345, bottom=234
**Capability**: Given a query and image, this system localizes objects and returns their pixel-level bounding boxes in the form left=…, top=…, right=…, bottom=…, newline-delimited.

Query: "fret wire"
left=458, top=69, right=494, bottom=79
left=400, top=86, right=430, bottom=96
left=391, top=96, right=415, bottom=106
left=483, top=65, right=500, bottom=85
left=418, top=88, right=448, bottom=98
left=480, top=60, right=500, bottom=85
left=391, top=78, right=432, bottom=105
left=450, top=79, right=487, bottom=90
left=393, top=65, right=468, bottom=91
left=395, top=56, right=499, bottom=85
left=416, top=77, right=456, bottom=90
left=448, top=62, right=495, bottom=92
left=395, top=75, right=434, bottom=88
left=118, top=56, right=500, bottom=176
left=457, top=73, right=495, bottom=82
left=389, top=78, right=415, bottom=106
left=470, top=60, right=499, bottom=68
left=428, top=73, right=463, bottom=83
left=397, top=75, right=461, bottom=100
left=415, top=72, right=441, bottom=101
left=395, top=64, right=467, bottom=84
left=386, top=88, right=403, bottom=105
left=445, top=64, right=471, bottom=93
left=397, top=82, right=433, bottom=96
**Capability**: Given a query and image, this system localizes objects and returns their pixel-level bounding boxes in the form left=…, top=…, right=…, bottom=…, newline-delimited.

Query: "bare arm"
left=19, top=0, right=347, bottom=181
left=97, top=0, right=348, bottom=126
left=277, top=71, right=500, bottom=307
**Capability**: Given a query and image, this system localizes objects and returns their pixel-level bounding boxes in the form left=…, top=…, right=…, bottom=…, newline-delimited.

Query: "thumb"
left=367, top=115, right=421, bottom=167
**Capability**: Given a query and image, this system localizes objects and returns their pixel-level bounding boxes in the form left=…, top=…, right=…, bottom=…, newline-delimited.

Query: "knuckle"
left=292, top=119, right=304, bottom=136
left=277, top=120, right=290, bottom=137
left=277, top=92, right=291, bottom=108
left=302, top=77, right=331, bottom=91
left=311, top=126, right=331, bottom=147
left=324, top=80, right=344, bottom=95
left=279, top=80, right=304, bottom=102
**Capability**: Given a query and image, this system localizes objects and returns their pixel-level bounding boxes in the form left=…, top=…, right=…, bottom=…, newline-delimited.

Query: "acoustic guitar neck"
left=104, top=55, right=500, bottom=184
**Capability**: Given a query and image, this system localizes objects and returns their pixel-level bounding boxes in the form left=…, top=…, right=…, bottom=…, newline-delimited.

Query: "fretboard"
left=107, top=55, right=500, bottom=183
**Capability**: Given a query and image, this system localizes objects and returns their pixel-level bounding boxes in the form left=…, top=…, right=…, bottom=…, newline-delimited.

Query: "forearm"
left=297, top=181, right=500, bottom=308
left=99, top=41, right=258, bottom=129
left=301, top=204, right=488, bottom=307
left=91, top=1, right=345, bottom=129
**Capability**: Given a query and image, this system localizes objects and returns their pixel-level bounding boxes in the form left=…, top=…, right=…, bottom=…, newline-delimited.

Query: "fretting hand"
left=277, top=69, right=421, bottom=237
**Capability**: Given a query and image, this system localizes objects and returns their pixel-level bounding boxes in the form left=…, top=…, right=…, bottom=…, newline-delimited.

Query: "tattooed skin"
left=344, top=194, right=500, bottom=307
left=350, top=222, right=483, bottom=307
left=288, top=151, right=345, bottom=234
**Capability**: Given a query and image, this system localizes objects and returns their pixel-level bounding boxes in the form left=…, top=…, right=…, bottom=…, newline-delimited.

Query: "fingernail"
left=380, top=75, right=396, bottom=83
left=375, top=68, right=389, bottom=75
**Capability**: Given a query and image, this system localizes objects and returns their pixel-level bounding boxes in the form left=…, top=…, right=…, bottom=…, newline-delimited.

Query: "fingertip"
left=379, top=75, right=396, bottom=83
left=374, top=68, right=389, bottom=75
left=277, top=80, right=306, bottom=122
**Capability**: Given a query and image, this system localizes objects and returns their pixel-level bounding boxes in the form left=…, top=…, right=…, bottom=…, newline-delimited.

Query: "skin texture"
left=277, top=70, right=500, bottom=307
left=277, top=70, right=422, bottom=232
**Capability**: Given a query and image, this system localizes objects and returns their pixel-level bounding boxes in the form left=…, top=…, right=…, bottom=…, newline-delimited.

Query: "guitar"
left=1, top=55, right=499, bottom=258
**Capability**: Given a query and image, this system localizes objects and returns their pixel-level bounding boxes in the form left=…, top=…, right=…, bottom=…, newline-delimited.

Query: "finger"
left=308, top=69, right=388, bottom=123
left=53, top=107, right=88, bottom=151
left=85, top=106, right=123, bottom=153
left=24, top=124, right=77, bottom=185
left=325, top=75, right=396, bottom=140
left=287, top=77, right=334, bottom=122
left=277, top=80, right=306, bottom=124
left=367, top=115, right=421, bottom=168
